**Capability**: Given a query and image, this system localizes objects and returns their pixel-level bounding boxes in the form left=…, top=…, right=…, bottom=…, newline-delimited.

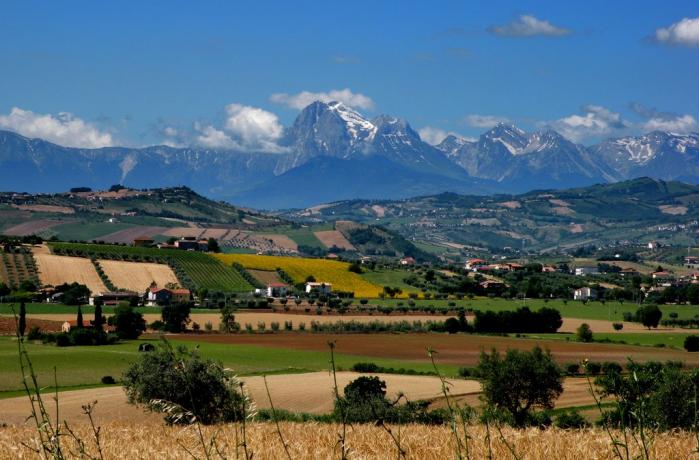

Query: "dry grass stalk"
left=2, top=422, right=698, bottom=459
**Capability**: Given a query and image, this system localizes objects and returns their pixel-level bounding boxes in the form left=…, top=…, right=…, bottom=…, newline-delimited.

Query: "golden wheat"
left=0, top=421, right=696, bottom=459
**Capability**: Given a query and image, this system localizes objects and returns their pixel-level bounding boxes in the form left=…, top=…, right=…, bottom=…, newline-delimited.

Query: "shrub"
left=101, top=375, right=116, bottom=385
left=612, top=322, right=623, bottom=331
left=149, top=320, right=165, bottom=331
left=565, top=363, right=580, bottom=375
left=351, top=362, right=380, bottom=373
left=554, top=410, right=589, bottom=429
left=584, top=361, right=602, bottom=375
left=26, top=326, right=43, bottom=341
left=123, top=341, right=248, bottom=424
left=576, top=323, right=593, bottom=342
left=444, top=317, right=461, bottom=334
left=684, top=335, right=699, bottom=352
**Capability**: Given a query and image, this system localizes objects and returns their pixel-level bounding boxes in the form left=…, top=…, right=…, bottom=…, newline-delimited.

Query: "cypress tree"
left=94, top=302, right=103, bottom=331
left=18, top=300, right=26, bottom=337
left=77, top=305, right=84, bottom=329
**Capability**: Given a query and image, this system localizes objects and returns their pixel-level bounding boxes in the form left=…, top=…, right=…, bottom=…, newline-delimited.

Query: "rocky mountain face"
left=590, top=131, right=699, bottom=181
left=436, top=124, right=620, bottom=188
left=1, top=100, right=699, bottom=208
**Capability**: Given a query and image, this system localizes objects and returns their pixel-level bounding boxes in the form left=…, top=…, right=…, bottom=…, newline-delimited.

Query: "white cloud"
left=195, top=123, right=236, bottom=149
left=655, top=17, right=699, bottom=46
left=489, top=14, right=571, bottom=37
left=550, top=105, right=630, bottom=142
left=419, top=126, right=474, bottom=145
left=193, top=104, right=286, bottom=152
left=631, top=103, right=698, bottom=133
left=162, top=126, right=178, bottom=137
left=464, top=114, right=510, bottom=129
left=644, top=114, right=698, bottom=132
left=223, top=103, right=284, bottom=151
left=418, top=127, right=450, bottom=145
left=270, top=88, right=375, bottom=111
left=0, top=107, right=114, bottom=148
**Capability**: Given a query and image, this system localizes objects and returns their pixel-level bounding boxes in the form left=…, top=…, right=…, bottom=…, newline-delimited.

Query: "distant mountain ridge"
left=1, top=100, right=698, bottom=209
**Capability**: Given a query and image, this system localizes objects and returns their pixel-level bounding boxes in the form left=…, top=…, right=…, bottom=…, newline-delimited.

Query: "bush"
left=123, top=341, right=248, bottom=424
left=101, top=375, right=116, bottom=385
left=584, top=361, right=602, bottom=375
left=684, top=335, right=699, bottom=352
left=351, top=362, right=380, bottom=373
left=554, top=410, right=589, bottom=429
left=612, top=322, right=623, bottom=331
left=565, top=363, right=580, bottom=375
left=26, top=326, right=43, bottom=341
left=576, top=323, right=593, bottom=342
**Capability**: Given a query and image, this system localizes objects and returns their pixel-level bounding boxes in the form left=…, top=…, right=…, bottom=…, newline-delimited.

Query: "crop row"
left=49, top=242, right=252, bottom=292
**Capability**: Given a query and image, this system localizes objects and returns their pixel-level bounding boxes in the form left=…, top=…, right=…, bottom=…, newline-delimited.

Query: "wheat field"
left=0, top=422, right=695, bottom=459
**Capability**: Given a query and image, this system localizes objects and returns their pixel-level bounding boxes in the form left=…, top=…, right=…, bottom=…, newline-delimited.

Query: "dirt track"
left=0, top=373, right=595, bottom=426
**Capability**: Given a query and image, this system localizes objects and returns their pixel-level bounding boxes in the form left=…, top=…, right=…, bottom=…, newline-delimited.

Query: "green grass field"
left=373, top=297, right=699, bottom=322
left=51, top=222, right=135, bottom=241
left=518, top=331, right=695, bottom=349
left=360, top=269, right=421, bottom=294
left=0, top=336, right=457, bottom=395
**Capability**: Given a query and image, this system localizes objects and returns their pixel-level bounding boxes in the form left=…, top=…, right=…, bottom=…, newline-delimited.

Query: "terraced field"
left=214, top=254, right=384, bottom=298
left=48, top=242, right=252, bottom=292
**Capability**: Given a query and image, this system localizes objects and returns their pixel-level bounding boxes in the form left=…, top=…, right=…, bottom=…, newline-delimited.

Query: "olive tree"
left=476, top=346, right=563, bottom=426
left=123, top=341, right=247, bottom=424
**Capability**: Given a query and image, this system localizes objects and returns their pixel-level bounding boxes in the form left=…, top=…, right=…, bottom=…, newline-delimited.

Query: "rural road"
left=0, top=373, right=596, bottom=426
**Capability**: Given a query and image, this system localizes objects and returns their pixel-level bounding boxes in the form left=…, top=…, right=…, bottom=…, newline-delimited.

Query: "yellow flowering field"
left=213, top=254, right=383, bottom=298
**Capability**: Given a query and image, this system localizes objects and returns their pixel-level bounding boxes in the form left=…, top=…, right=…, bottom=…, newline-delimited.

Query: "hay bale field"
left=98, top=259, right=180, bottom=292
left=33, top=251, right=106, bottom=293
left=313, top=230, right=355, bottom=250
left=0, top=420, right=694, bottom=459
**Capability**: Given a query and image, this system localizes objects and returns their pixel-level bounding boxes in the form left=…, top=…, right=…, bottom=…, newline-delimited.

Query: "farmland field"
left=214, top=254, right=383, bottom=297
left=33, top=251, right=106, bottom=292
left=48, top=242, right=252, bottom=292
left=361, top=268, right=421, bottom=294
left=1, top=420, right=695, bottom=459
left=313, top=230, right=355, bottom=250
left=98, top=259, right=179, bottom=291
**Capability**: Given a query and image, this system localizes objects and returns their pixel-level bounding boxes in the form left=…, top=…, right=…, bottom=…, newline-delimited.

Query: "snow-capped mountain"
left=436, top=123, right=618, bottom=187
left=276, top=101, right=461, bottom=177
left=590, top=131, right=699, bottom=180
left=2, top=100, right=699, bottom=209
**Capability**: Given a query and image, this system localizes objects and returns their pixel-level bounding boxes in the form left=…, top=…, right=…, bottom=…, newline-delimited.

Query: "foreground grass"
left=0, top=336, right=457, bottom=393
left=2, top=421, right=697, bottom=459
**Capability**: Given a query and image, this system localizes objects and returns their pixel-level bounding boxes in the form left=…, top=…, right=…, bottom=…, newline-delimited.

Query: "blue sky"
left=0, top=0, right=697, bottom=149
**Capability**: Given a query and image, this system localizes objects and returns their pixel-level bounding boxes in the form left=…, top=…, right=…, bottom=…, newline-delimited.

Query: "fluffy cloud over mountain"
left=0, top=107, right=114, bottom=148
left=270, top=88, right=375, bottom=111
